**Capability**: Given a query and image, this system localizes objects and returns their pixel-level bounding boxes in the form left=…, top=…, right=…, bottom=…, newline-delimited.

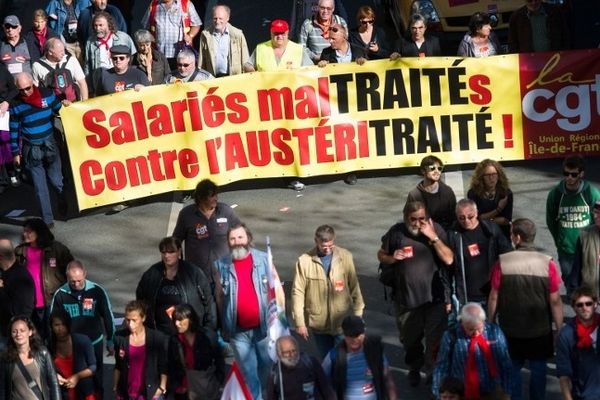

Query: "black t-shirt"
left=155, top=277, right=182, bottom=335
left=459, top=224, right=492, bottom=301
left=97, top=66, right=150, bottom=96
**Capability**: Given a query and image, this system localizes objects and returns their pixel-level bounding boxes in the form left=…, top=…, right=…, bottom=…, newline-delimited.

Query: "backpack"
left=37, top=55, right=80, bottom=102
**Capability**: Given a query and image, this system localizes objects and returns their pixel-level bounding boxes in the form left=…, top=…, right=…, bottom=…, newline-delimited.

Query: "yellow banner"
left=62, top=56, right=524, bottom=210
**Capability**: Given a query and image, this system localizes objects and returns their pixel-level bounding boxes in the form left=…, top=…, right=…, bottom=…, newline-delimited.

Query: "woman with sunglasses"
left=348, top=5, right=388, bottom=59
left=467, top=159, right=513, bottom=239
left=167, top=304, right=224, bottom=400
left=0, top=316, right=61, bottom=400
left=113, top=300, right=168, bottom=400
left=406, top=155, right=457, bottom=230
left=14, top=218, right=73, bottom=340
left=48, top=309, right=97, bottom=400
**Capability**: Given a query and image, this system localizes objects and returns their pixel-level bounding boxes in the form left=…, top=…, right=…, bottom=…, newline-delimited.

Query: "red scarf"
left=34, top=27, right=48, bottom=52
left=576, top=314, right=600, bottom=348
left=21, top=86, right=43, bottom=108
left=97, top=31, right=113, bottom=51
left=314, top=16, right=333, bottom=39
left=464, top=332, right=499, bottom=400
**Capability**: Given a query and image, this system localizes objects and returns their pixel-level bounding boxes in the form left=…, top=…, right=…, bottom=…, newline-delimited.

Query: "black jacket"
left=136, top=260, right=217, bottom=332
left=113, top=327, right=167, bottom=399
left=0, top=261, right=35, bottom=335
left=0, top=347, right=61, bottom=400
left=319, top=43, right=367, bottom=63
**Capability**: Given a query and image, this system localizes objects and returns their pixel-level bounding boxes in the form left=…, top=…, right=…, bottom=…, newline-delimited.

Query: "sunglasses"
left=111, top=55, right=127, bottom=61
left=563, top=171, right=580, bottom=178
left=575, top=301, right=595, bottom=308
left=426, top=165, right=443, bottom=172
left=18, top=86, right=32, bottom=92
left=360, top=20, right=374, bottom=25
left=4, top=24, right=18, bottom=30
left=319, top=6, right=333, bottom=11
left=177, top=63, right=191, bottom=67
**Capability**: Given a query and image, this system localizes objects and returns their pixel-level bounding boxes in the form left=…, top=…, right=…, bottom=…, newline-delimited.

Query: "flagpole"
left=277, top=360, right=285, bottom=400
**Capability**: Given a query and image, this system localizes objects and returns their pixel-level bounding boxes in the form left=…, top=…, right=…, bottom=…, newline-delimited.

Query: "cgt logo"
left=521, top=53, right=600, bottom=132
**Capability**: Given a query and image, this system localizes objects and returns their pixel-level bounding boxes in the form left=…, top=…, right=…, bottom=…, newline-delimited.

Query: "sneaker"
left=408, top=370, right=421, bottom=387
left=288, top=180, right=305, bottom=191
left=344, top=174, right=357, bottom=185
left=111, top=203, right=129, bottom=213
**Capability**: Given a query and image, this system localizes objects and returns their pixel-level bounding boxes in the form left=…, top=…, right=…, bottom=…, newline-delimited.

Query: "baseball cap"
left=3, top=15, right=20, bottom=27
left=110, top=45, right=131, bottom=56
left=270, top=19, right=289, bottom=34
left=342, top=315, right=365, bottom=337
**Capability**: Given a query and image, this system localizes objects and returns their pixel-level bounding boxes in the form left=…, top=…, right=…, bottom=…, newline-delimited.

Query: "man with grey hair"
left=317, top=23, right=367, bottom=67
left=32, top=37, right=88, bottom=103
left=299, top=0, right=348, bottom=63
left=432, top=302, right=512, bottom=399
left=446, top=198, right=511, bottom=307
left=198, top=4, right=249, bottom=77
left=266, top=335, right=334, bottom=400
left=292, top=224, right=365, bottom=358
left=165, top=48, right=214, bottom=83
left=488, top=218, right=564, bottom=400
left=51, top=259, right=116, bottom=397
left=0, top=238, right=35, bottom=348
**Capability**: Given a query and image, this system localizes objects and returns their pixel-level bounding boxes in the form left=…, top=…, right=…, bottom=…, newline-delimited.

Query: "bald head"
left=15, top=72, right=33, bottom=88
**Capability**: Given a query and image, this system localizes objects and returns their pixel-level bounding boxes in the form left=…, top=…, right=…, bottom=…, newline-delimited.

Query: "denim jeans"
left=558, top=252, right=575, bottom=294
left=230, top=327, right=272, bottom=400
left=23, top=140, right=63, bottom=225
left=312, top=332, right=343, bottom=360
left=510, top=358, right=547, bottom=400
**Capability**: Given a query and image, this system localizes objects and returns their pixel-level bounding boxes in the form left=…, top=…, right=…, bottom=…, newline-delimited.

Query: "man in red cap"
left=243, top=19, right=312, bottom=72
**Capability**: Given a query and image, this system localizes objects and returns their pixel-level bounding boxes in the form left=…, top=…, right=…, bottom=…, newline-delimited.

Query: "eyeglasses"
left=426, top=165, right=443, bottom=172
left=18, top=86, right=32, bottom=92
left=111, top=55, right=127, bottom=61
left=458, top=214, right=477, bottom=221
left=319, top=6, right=333, bottom=11
left=360, top=20, right=374, bottom=25
left=4, top=24, right=18, bottom=30
left=330, top=27, right=339, bottom=33
left=575, top=301, right=595, bottom=308
left=177, top=63, right=191, bottom=67
left=563, top=171, right=580, bottom=178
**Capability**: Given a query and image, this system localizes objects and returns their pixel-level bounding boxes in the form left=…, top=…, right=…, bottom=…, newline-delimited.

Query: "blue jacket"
left=45, top=0, right=92, bottom=41
left=215, top=248, right=270, bottom=337
left=556, top=318, right=600, bottom=400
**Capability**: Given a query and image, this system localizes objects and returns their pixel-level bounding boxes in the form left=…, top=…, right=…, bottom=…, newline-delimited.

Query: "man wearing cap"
left=95, top=44, right=149, bottom=96
left=84, top=11, right=136, bottom=77
left=10, top=72, right=65, bottom=227
left=244, top=19, right=312, bottom=72
left=571, top=201, right=600, bottom=295
left=291, top=224, right=365, bottom=359
left=0, top=15, right=37, bottom=76
left=165, top=48, right=213, bottom=83
left=322, top=315, right=397, bottom=400
left=198, top=4, right=249, bottom=77
left=299, top=0, right=348, bottom=63
left=142, top=0, right=203, bottom=71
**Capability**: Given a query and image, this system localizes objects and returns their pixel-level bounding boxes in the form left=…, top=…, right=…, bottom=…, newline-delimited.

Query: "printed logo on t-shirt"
left=467, top=243, right=480, bottom=257
left=83, top=298, right=94, bottom=310
left=114, top=80, right=126, bottom=92
left=334, top=280, right=345, bottom=292
left=195, top=223, right=209, bottom=239
left=216, top=217, right=228, bottom=225
left=49, top=257, right=57, bottom=268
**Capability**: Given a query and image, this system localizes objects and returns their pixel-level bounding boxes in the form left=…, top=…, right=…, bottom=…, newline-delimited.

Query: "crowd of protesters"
left=0, top=0, right=600, bottom=399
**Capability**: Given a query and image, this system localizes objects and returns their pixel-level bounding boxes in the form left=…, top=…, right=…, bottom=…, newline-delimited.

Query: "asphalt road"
left=2, top=157, right=599, bottom=399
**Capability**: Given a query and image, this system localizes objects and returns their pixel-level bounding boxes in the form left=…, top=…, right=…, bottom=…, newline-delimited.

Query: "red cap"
left=270, top=19, right=289, bottom=34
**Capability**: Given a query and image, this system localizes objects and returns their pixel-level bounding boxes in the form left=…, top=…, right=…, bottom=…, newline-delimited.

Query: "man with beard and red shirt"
left=215, top=223, right=283, bottom=400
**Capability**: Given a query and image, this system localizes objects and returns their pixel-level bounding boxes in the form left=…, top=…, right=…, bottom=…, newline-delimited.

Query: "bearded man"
left=265, top=335, right=334, bottom=400
left=215, top=223, right=283, bottom=400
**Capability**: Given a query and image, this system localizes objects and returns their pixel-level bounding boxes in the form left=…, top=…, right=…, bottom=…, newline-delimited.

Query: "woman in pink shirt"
left=14, top=218, right=73, bottom=340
